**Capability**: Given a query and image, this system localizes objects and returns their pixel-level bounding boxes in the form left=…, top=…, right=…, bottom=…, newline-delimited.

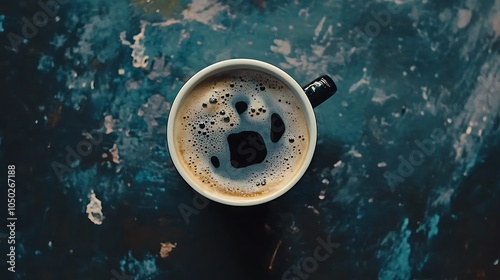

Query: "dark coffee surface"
left=174, top=69, right=310, bottom=198
left=227, top=130, right=267, bottom=168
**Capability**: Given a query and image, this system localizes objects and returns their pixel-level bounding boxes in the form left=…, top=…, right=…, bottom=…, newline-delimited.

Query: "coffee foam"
left=174, top=69, right=309, bottom=198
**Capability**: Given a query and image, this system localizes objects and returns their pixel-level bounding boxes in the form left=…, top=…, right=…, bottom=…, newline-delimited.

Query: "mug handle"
left=302, top=75, right=337, bottom=108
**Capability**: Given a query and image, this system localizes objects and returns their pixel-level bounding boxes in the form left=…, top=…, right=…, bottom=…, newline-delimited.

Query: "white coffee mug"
left=167, top=59, right=336, bottom=206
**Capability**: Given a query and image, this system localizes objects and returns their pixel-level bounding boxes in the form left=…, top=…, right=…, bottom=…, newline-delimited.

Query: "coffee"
left=172, top=69, right=310, bottom=198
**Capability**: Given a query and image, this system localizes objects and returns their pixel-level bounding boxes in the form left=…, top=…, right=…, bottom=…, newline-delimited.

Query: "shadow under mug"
left=167, top=59, right=337, bottom=206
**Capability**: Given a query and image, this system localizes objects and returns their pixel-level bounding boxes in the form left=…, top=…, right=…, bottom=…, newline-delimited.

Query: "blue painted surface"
left=1, top=0, right=500, bottom=279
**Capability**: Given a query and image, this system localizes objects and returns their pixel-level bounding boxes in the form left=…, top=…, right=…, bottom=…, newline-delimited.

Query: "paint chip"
left=159, top=242, right=177, bottom=258
left=86, top=191, right=105, bottom=225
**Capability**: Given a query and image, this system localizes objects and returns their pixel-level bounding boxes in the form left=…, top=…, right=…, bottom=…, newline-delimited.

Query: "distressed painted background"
left=1, top=0, right=499, bottom=279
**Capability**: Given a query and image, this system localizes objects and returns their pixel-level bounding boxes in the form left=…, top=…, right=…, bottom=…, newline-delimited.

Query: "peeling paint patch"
left=457, top=9, right=472, bottom=29
left=109, top=144, right=120, bottom=164
left=139, top=94, right=171, bottom=134
left=314, top=16, right=326, bottom=40
left=86, top=191, right=105, bottom=225
left=372, top=89, right=397, bottom=104
left=182, top=0, right=226, bottom=30
left=159, top=242, right=177, bottom=258
left=270, top=39, right=291, bottom=56
left=120, top=21, right=150, bottom=68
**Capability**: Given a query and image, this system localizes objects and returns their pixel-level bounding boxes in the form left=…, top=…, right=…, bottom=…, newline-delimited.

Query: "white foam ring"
left=175, top=70, right=309, bottom=197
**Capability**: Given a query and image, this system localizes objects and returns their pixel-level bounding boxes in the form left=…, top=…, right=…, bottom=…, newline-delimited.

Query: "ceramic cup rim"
left=167, top=59, right=317, bottom=206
